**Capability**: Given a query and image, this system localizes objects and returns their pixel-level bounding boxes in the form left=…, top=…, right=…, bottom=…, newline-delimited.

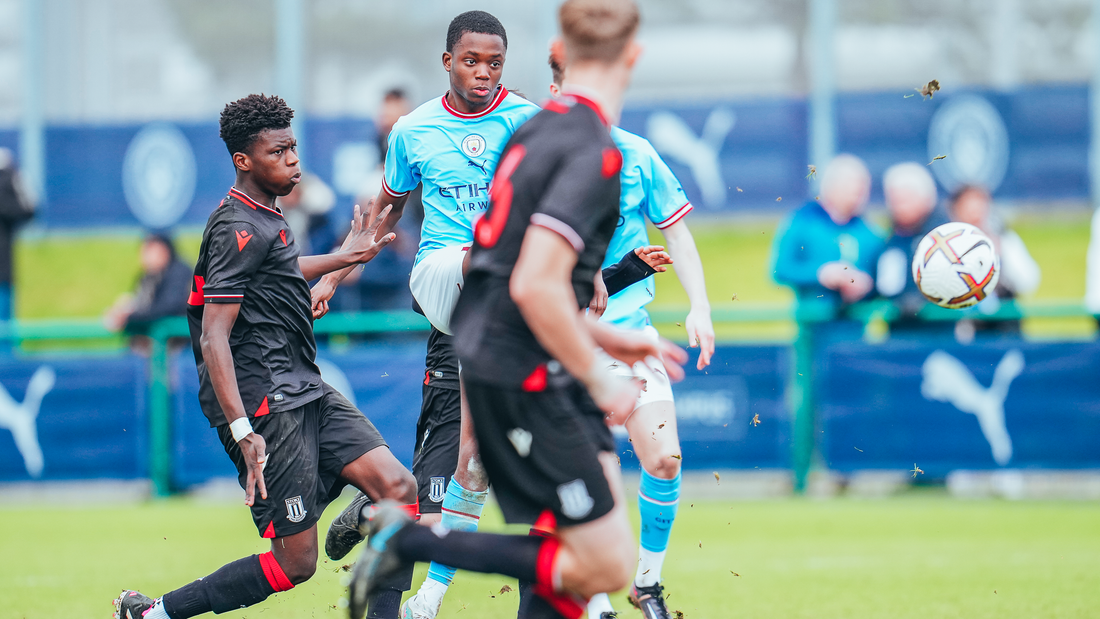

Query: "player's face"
left=245, top=128, right=301, bottom=197
left=444, top=32, right=506, bottom=111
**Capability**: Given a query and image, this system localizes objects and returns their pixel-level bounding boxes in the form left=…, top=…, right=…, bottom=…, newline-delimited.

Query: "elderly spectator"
left=875, top=162, right=950, bottom=328
left=951, top=185, right=1040, bottom=336
left=772, top=154, right=883, bottom=315
left=104, top=233, right=191, bottom=352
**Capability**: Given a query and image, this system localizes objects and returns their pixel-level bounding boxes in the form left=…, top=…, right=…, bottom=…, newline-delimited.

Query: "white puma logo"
left=921, top=350, right=1023, bottom=466
left=0, top=366, right=56, bottom=478
left=646, top=107, right=735, bottom=209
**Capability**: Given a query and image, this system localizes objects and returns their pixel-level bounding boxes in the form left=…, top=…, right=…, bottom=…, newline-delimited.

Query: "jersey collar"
left=441, top=85, right=509, bottom=119
left=560, top=85, right=612, bottom=127
left=229, top=186, right=284, bottom=218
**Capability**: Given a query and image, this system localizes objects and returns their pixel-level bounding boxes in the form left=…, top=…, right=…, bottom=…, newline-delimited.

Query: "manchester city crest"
left=461, top=134, right=486, bottom=158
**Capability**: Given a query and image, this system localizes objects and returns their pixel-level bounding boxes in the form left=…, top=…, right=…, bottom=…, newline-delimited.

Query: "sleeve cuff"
left=381, top=177, right=411, bottom=199
left=203, top=287, right=245, bottom=303
left=653, top=202, right=693, bottom=229
left=530, top=213, right=585, bottom=252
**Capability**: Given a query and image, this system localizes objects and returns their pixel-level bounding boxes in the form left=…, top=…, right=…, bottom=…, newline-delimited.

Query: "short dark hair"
left=446, top=10, right=507, bottom=52
left=548, top=53, right=564, bottom=86
left=219, top=94, right=295, bottom=156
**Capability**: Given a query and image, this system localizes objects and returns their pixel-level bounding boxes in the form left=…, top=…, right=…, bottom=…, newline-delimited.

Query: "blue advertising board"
left=0, top=84, right=1089, bottom=229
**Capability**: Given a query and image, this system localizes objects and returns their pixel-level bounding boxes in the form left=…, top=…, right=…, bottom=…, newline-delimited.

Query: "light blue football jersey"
left=600, top=127, right=693, bottom=330
left=383, top=86, right=541, bottom=265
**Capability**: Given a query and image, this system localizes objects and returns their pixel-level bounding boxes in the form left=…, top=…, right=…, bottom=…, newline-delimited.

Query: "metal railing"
left=2, top=299, right=1092, bottom=496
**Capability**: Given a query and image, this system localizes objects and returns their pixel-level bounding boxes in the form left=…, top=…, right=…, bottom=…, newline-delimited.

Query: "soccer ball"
left=912, top=222, right=1000, bottom=309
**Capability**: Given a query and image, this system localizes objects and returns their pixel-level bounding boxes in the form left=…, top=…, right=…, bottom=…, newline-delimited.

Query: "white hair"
left=883, top=162, right=937, bottom=203
left=820, top=154, right=871, bottom=199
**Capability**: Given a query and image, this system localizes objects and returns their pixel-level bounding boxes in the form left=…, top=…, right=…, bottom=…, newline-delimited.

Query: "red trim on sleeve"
left=255, top=398, right=270, bottom=417
left=187, top=275, right=205, bottom=306
left=441, top=86, right=509, bottom=119
left=653, top=202, right=693, bottom=229
left=258, top=552, right=295, bottom=592
left=262, top=521, right=276, bottom=539
left=522, top=364, right=548, bottom=392
left=381, top=177, right=410, bottom=199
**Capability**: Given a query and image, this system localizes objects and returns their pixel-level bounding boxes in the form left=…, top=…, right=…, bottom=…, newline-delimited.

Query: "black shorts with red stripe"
left=463, top=370, right=616, bottom=528
left=217, top=383, right=387, bottom=539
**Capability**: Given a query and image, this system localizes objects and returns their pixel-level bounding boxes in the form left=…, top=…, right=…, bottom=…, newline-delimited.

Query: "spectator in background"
left=0, top=148, right=36, bottom=321
left=278, top=172, right=337, bottom=257
left=875, top=162, right=949, bottom=331
left=104, top=232, right=191, bottom=352
left=951, top=184, right=1041, bottom=336
left=772, top=154, right=883, bottom=316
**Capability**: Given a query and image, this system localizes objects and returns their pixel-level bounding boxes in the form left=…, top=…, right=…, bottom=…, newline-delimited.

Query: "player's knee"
left=275, top=548, right=318, bottom=585
left=643, top=451, right=682, bottom=480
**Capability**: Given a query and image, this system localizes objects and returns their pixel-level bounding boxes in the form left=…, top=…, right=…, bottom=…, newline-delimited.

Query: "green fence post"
left=791, top=313, right=816, bottom=494
left=148, top=321, right=172, bottom=498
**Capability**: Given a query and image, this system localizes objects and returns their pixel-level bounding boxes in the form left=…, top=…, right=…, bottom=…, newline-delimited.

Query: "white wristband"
left=229, top=417, right=254, bottom=442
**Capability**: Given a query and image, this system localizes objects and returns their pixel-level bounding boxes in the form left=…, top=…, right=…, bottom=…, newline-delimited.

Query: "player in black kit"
left=113, top=94, right=419, bottom=619
left=345, top=2, right=687, bottom=618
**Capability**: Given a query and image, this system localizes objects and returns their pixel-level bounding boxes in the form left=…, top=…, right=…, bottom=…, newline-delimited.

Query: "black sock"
left=517, top=579, right=536, bottom=618
left=366, top=589, right=403, bottom=619
left=366, top=561, right=414, bottom=618
left=162, top=554, right=290, bottom=618
left=392, top=525, right=543, bottom=584
left=521, top=592, right=568, bottom=618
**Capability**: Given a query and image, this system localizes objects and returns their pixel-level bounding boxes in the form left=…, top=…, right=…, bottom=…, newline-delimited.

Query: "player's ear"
left=442, top=51, right=453, bottom=72
left=232, top=151, right=251, bottom=172
left=549, top=83, right=560, bottom=97
left=623, top=40, right=643, bottom=69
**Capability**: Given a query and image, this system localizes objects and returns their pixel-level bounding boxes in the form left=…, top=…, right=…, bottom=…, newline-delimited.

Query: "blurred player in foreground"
left=113, top=94, right=418, bottom=619
left=346, top=1, right=687, bottom=618
left=548, top=53, right=714, bottom=619
left=311, top=11, right=544, bottom=618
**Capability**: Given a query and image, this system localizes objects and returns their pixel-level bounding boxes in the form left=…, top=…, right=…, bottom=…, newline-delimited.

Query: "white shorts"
left=410, top=244, right=469, bottom=335
left=595, top=325, right=674, bottom=413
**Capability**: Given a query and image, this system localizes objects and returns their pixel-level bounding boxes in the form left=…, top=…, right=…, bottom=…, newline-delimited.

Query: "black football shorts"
left=411, top=383, right=462, bottom=514
left=218, top=382, right=387, bottom=539
left=463, top=376, right=616, bottom=528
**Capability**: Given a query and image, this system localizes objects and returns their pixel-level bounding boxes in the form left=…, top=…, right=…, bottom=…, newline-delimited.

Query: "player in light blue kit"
left=311, top=11, right=540, bottom=619
left=550, top=57, right=715, bottom=619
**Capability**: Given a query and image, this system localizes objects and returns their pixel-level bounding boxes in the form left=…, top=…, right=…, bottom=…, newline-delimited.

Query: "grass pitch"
left=2, top=491, right=1097, bottom=618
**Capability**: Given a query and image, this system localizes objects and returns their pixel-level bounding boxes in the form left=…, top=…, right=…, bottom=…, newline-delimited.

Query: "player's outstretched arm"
left=298, top=203, right=396, bottom=282
left=600, top=245, right=672, bottom=298
left=662, top=220, right=714, bottom=369
left=200, top=303, right=267, bottom=507
left=310, top=191, right=409, bottom=318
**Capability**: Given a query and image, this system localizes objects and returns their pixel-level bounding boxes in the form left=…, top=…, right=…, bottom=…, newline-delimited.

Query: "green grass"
left=10, top=212, right=1096, bottom=342
left=2, top=493, right=1097, bottom=618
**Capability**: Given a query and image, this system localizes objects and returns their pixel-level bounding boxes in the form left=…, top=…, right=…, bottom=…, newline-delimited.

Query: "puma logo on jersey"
left=236, top=230, right=253, bottom=251
left=467, top=160, right=488, bottom=174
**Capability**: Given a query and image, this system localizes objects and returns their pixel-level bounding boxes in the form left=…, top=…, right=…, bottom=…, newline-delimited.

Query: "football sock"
left=424, top=478, right=488, bottom=590
left=142, top=600, right=170, bottom=619
left=365, top=588, right=403, bottom=619
left=636, top=469, right=680, bottom=586
left=392, top=525, right=543, bottom=584
left=586, top=592, right=615, bottom=617
left=162, top=553, right=292, bottom=618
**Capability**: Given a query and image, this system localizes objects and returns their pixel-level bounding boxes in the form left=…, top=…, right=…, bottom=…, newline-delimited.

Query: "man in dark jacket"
left=0, top=148, right=36, bottom=321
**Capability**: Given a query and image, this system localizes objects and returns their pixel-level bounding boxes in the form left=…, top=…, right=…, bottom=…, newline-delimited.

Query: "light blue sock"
left=424, top=478, right=488, bottom=586
left=638, top=469, right=681, bottom=553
